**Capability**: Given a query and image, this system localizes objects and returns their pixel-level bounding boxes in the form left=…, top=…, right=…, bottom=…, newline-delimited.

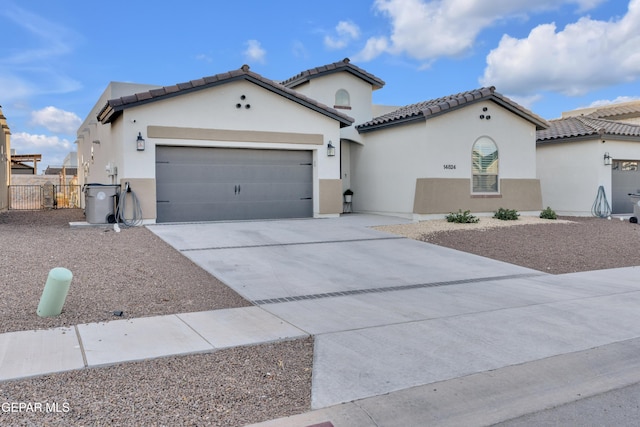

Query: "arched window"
left=472, top=137, right=498, bottom=193
left=335, top=89, right=350, bottom=108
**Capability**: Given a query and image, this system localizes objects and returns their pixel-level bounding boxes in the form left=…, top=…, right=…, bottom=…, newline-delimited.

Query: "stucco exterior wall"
left=351, top=121, right=426, bottom=217
left=77, top=82, right=161, bottom=193
left=537, top=138, right=639, bottom=216
left=81, top=80, right=344, bottom=220
left=413, top=178, right=542, bottom=215
left=290, top=72, right=373, bottom=144
left=351, top=100, right=541, bottom=218
left=291, top=72, right=373, bottom=125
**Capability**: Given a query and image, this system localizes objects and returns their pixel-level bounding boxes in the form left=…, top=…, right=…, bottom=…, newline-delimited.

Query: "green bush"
left=539, top=206, right=557, bottom=220
left=446, top=209, right=480, bottom=224
left=493, top=207, right=519, bottom=221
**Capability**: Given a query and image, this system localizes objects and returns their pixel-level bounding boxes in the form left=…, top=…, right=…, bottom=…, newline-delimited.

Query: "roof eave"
left=537, top=132, right=640, bottom=145
left=284, top=65, right=385, bottom=90
left=357, top=115, right=425, bottom=134
left=97, top=72, right=354, bottom=127
left=244, top=76, right=354, bottom=127
left=489, top=96, right=549, bottom=130
left=537, top=134, right=599, bottom=145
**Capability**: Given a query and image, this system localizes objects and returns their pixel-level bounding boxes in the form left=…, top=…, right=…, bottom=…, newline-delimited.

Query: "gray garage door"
left=612, top=160, right=640, bottom=214
left=156, top=146, right=313, bottom=222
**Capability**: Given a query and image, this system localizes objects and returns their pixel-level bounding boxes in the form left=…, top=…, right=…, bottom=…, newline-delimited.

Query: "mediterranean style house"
left=76, top=59, right=548, bottom=223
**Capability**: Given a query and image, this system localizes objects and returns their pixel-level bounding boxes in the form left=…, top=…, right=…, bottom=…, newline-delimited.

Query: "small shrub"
left=540, top=206, right=557, bottom=220
left=446, top=209, right=480, bottom=224
left=494, top=207, right=519, bottom=221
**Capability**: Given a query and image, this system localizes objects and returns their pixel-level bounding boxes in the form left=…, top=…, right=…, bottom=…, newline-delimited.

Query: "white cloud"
left=0, top=6, right=76, bottom=65
left=571, top=0, right=608, bottom=13
left=0, top=5, right=82, bottom=100
left=0, top=75, right=35, bottom=102
left=353, top=37, right=390, bottom=62
left=195, top=53, right=213, bottom=63
left=356, top=0, right=608, bottom=64
left=324, top=21, right=361, bottom=50
left=243, top=40, right=266, bottom=64
left=30, top=106, right=81, bottom=135
left=503, top=93, right=544, bottom=110
left=292, top=41, right=309, bottom=59
left=480, top=0, right=640, bottom=96
left=588, top=95, right=640, bottom=107
left=11, top=132, right=73, bottom=151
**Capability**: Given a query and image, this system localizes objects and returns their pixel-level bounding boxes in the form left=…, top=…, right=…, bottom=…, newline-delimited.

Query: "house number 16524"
left=443, top=164, right=456, bottom=170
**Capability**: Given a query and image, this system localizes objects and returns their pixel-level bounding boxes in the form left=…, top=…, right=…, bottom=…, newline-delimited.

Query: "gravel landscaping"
left=2, top=209, right=640, bottom=426
left=0, top=209, right=312, bottom=426
left=0, top=209, right=250, bottom=334
left=377, top=215, right=640, bottom=274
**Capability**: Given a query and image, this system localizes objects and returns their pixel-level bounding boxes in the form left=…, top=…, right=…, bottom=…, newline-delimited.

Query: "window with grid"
left=472, top=138, right=499, bottom=193
left=335, top=89, right=350, bottom=108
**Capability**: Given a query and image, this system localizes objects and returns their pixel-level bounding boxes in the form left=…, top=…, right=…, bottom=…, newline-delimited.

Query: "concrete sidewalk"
left=0, top=306, right=307, bottom=382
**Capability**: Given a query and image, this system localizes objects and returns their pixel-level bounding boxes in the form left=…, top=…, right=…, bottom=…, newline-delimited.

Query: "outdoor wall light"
left=604, top=152, right=612, bottom=165
left=327, top=141, right=336, bottom=157
left=136, top=132, right=145, bottom=151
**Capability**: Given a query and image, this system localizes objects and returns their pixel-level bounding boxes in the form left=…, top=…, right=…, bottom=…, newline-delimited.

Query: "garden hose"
left=591, top=185, right=611, bottom=218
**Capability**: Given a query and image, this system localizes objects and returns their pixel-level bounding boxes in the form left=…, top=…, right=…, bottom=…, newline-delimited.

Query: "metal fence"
left=9, top=185, right=81, bottom=210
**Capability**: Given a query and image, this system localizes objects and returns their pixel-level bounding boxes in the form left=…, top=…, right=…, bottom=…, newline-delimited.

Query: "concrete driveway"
left=148, top=215, right=640, bottom=416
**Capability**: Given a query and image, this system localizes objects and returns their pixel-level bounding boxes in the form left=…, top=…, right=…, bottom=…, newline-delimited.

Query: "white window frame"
left=334, top=89, right=350, bottom=108
left=471, top=137, right=499, bottom=193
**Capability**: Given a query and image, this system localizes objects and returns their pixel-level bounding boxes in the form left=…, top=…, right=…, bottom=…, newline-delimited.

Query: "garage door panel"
left=157, top=200, right=313, bottom=222
left=157, top=163, right=251, bottom=183
left=156, top=146, right=313, bottom=222
left=157, top=183, right=237, bottom=203
left=236, top=183, right=312, bottom=201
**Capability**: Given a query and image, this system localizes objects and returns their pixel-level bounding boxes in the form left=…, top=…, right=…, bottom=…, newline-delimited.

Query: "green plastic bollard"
left=37, top=267, right=73, bottom=318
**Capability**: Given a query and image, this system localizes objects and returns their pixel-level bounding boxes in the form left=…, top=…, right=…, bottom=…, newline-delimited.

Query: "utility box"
left=84, top=184, right=119, bottom=224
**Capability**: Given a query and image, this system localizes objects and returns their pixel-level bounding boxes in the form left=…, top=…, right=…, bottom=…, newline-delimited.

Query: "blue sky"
left=2, top=0, right=639, bottom=170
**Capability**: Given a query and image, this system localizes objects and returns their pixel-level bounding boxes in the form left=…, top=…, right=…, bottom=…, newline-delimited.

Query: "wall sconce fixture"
left=327, top=141, right=336, bottom=157
left=136, top=132, right=145, bottom=151
left=604, top=152, right=612, bottom=165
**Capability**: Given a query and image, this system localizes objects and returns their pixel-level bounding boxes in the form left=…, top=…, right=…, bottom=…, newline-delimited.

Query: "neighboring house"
left=44, top=166, right=78, bottom=178
left=0, top=107, right=9, bottom=211
left=77, top=59, right=547, bottom=223
left=537, top=101, right=640, bottom=216
left=10, top=153, right=41, bottom=175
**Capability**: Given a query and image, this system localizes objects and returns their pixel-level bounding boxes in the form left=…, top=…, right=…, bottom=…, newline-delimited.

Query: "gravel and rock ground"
left=376, top=215, right=640, bottom=274
left=0, top=209, right=311, bottom=426
left=2, top=209, right=640, bottom=425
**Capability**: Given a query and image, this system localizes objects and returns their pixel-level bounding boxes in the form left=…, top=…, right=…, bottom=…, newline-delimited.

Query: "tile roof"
left=585, top=103, right=640, bottom=120
left=97, top=65, right=354, bottom=127
left=537, top=116, right=640, bottom=143
left=357, top=86, right=549, bottom=133
left=280, top=58, right=385, bottom=90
